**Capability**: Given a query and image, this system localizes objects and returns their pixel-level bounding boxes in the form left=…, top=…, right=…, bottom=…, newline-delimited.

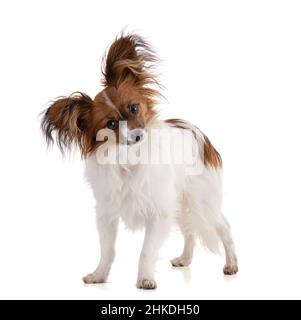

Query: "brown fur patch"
left=41, top=92, right=94, bottom=156
left=165, top=119, right=222, bottom=169
left=203, top=135, right=222, bottom=169
left=102, top=35, right=159, bottom=88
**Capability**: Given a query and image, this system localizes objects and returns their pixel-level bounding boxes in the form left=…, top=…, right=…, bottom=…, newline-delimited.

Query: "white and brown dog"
left=41, top=34, right=238, bottom=289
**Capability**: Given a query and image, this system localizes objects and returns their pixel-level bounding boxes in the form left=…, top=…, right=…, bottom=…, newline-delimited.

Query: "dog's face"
left=41, top=35, right=160, bottom=156
left=92, top=83, right=156, bottom=146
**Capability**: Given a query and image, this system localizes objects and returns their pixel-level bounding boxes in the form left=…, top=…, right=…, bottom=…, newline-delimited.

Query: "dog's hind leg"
left=215, top=216, right=238, bottom=275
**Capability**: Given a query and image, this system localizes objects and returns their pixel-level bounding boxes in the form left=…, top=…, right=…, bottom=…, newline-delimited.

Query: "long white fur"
left=83, top=120, right=238, bottom=288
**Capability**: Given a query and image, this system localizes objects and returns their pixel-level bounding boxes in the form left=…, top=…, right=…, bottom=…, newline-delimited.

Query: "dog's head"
left=41, top=34, right=161, bottom=156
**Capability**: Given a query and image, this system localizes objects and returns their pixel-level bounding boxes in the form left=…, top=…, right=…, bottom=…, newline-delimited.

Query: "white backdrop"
left=0, top=0, right=300, bottom=299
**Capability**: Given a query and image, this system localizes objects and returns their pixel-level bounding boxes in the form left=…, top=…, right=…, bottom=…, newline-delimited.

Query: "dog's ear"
left=41, top=92, right=93, bottom=156
left=102, top=34, right=159, bottom=88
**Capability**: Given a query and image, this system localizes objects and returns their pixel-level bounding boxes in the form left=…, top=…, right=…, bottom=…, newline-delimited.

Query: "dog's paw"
left=171, top=256, right=191, bottom=267
left=82, top=273, right=106, bottom=284
left=136, top=279, right=157, bottom=290
left=223, top=264, right=238, bottom=275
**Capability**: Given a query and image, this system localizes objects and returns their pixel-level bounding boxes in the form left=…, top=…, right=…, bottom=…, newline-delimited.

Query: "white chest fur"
left=85, top=157, right=180, bottom=230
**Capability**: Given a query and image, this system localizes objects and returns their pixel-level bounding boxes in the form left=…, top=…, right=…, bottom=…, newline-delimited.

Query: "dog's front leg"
left=137, top=216, right=170, bottom=289
left=83, top=215, right=119, bottom=284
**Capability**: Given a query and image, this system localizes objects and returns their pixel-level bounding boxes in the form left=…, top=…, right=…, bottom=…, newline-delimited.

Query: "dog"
left=41, top=33, right=238, bottom=289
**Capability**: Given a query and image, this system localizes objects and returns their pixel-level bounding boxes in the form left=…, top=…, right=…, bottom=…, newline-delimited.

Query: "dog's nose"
left=128, top=128, right=145, bottom=144
left=135, top=134, right=142, bottom=142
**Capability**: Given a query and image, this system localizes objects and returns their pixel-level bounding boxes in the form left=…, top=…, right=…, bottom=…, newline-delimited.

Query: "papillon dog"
left=41, top=33, right=238, bottom=289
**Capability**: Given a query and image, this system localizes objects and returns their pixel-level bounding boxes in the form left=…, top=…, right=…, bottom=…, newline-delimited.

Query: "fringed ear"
left=41, top=92, right=93, bottom=156
left=102, top=34, right=159, bottom=89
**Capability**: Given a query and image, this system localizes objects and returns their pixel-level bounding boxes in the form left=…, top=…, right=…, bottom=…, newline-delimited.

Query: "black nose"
left=135, top=135, right=141, bottom=142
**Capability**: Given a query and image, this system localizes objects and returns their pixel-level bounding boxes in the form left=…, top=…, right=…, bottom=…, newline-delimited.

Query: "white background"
left=0, top=0, right=300, bottom=300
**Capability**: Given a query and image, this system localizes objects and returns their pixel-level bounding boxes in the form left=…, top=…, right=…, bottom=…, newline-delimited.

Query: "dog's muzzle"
left=127, top=128, right=145, bottom=145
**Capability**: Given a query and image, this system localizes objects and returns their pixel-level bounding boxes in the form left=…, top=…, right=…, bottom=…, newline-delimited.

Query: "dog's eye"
left=107, top=120, right=117, bottom=130
left=129, top=104, right=139, bottom=115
